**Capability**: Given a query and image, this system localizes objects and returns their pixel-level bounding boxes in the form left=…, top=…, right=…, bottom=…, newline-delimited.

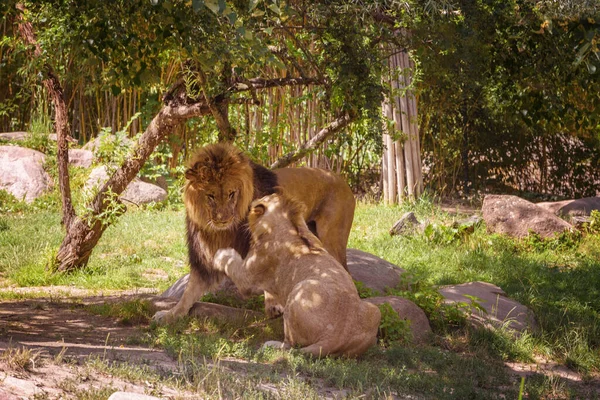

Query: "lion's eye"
left=228, top=191, right=235, bottom=200
left=207, top=194, right=215, bottom=201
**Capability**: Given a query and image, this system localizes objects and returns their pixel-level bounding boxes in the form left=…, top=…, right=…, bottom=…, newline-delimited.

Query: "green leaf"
left=227, top=11, right=237, bottom=25
left=192, top=0, right=203, bottom=13
left=268, top=3, right=280, bottom=15
left=204, top=0, right=220, bottom=15
left=110, top=85, right=121, bottom=96
left=249, top=0, right=261, bottom=12
left=218, top=0, right=227, bottom=14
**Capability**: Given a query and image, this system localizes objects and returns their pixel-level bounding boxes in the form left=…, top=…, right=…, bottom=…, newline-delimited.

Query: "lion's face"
left=184, top=143, right=254, bottom=231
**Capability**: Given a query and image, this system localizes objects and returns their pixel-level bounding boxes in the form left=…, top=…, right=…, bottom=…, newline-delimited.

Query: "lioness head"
left=184, top=143, right=254, bottom=230
left=248, top=193, right=323, bottom=252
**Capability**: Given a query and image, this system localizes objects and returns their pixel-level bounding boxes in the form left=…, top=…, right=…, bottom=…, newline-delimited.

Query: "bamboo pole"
left=385, top=100, right=397, bottom=204
left=402, top=53, right=422, bottom=196
left=396, top=52, right=415, bottom=200
left=408, top=57, right=424, bottom=195
left=390, top=52, right=406, bottom=201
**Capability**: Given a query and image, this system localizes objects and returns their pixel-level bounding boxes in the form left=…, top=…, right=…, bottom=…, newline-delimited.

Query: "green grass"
left=1, top=195, right=599, bottom=398
left=0, top=208, right=187, bottom=291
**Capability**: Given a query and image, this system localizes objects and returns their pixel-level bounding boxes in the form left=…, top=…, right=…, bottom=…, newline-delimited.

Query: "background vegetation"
left=1, top=1, right=600, bottom=397
left=1, top=0, right=599, bottom=197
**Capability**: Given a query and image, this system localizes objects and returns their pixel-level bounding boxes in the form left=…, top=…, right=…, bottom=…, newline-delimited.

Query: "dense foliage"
left=1, top=0, right=599, bottom=196
left=415, top=0, right=600, bottom=197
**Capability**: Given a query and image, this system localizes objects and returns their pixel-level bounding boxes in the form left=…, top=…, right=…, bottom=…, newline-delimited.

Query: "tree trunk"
left=16, top=3, right=76, bottom=230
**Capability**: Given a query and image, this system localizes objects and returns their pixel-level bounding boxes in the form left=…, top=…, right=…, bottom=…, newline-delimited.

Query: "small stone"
left=389, top=211, right=421, bottom=236
left=108, top=392, right=164, bottom=400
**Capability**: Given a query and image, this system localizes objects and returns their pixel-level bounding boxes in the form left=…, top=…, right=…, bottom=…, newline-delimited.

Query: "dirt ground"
left=1, top=289, right=599, bottom=399
left=0, top=290, right=184, bottom=399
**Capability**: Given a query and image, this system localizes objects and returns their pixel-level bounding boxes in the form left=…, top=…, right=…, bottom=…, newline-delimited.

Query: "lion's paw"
left=152, top=309, right=175, bottom=325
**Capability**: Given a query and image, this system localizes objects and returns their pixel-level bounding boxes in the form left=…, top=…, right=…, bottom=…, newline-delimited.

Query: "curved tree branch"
left=270, top=111, right=356, bottom=169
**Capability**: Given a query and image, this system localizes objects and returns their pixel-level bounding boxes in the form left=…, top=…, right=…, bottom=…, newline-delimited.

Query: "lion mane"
left=153, top=142, right=355, bottom=323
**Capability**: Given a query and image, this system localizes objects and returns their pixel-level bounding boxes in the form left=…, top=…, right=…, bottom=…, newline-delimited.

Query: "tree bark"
left=16, top=3, right=76, bottom=230
left=270, top=112, right=355, bottom=169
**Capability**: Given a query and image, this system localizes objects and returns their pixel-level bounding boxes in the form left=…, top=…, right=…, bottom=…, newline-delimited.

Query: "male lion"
left=153, top=143, right=355, bottom=323
left=214, top=193, right=381, bottom=357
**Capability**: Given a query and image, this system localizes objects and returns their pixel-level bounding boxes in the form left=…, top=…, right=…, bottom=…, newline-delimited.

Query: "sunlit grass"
left=1, top=197, right=599, bottom=397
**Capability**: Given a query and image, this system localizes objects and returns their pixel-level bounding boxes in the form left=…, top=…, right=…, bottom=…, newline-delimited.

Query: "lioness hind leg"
left=152, top=268, right=214, bottom=324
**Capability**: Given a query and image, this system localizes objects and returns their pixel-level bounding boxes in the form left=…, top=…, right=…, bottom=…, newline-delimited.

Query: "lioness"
left=153, top=143, right=355, bottom=323
left=214, top=193, right=381, bottom=357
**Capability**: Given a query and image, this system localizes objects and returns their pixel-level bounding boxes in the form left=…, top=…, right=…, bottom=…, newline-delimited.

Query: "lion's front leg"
left=153, top=267, right=214, bottom=324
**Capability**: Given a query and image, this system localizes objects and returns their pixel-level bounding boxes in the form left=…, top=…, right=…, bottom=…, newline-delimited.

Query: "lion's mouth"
left=210, top=219, right=235, bottom=230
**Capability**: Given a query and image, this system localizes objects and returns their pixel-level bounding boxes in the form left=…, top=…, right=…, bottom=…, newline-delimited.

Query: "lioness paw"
left=214, top=248, right=241, bottom=271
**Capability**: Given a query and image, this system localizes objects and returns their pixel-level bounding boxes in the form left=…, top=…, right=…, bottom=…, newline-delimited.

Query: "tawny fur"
left=214, top=193, right=381, bottom=358
left=153, top=143, right=356, bottom=323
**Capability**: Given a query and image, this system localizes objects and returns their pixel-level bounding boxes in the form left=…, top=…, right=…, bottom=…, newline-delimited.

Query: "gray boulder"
left=0, top=132, right=28, bottom=141
left=482, top=194, right=572, bottom=238
left=347, top=248, right=405, bottom=294
left=82, top=134, right=132, bottom=152
left=161, top=248, right=406, bottom=301
left=439, top=281, right=537, bottom=334
left=537, top=197, right=600, bottom=218
left=0, top=146, right=53, bottom=203
left=365, top=296, right=432, bottom=343
left=86, top=166, right=167, bottom=205
left=68, top=149, right=93, bottom=168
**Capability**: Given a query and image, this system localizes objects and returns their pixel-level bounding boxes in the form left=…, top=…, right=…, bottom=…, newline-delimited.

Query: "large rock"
left=537, top=197, right=600, bottom=218
left=439, top=281, right=537, bottom=334
left=0, top=132, right=56, bottom=142
left=365, top=296, right=432, bottom=343
left=0, top=132, right=28, bottom=141
left=482, top=194, right=572, bottom=238
left=161, top=249, right=406, bottom=301
left=86, top=166, right=167, bottom=205
left=0, top=146, right=53, bottom=203
left=347, top=249, right=405, bottom=294
left=68, top=149, right=93, bottom=168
